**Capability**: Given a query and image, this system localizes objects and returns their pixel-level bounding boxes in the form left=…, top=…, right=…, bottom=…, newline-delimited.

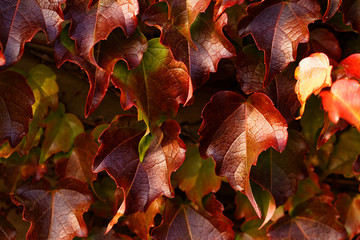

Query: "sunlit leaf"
left=335, top=193, right=360, bottom=238
left=338, top=53, right=360, bottom=79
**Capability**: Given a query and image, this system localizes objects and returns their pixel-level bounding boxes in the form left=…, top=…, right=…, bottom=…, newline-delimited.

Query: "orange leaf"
left=339, top=53, right=360, bottom=79
left=320, top=79, right=360, bottom=131
left=295, top=53, right=332, bottom=117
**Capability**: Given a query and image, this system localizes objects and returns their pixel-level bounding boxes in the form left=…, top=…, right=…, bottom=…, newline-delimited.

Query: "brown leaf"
left=309, top=28, right=342, bottom=62
left=336, top=193, right=360, bottom=238
left=340, top=0, right=360, bottom=32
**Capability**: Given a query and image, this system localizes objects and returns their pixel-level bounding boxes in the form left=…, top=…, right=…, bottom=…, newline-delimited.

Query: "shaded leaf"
left=40, top=103, right=84, bottom=163
left=335, top=193, right=360, bottom=238
left=152, top=195, right=234, bottom=240
left=173, top=144, right=222, bottom=207
left=214, top=0, right=244, bottom=20
left=92, top=115, right=185, bottom=230
left=143, top=2, right=235, bottom=87
left=87, top=228, right=132, bottom=240
left=235, top=192, right=257, bottom=220
left=199, top=91, right=288, bottom=218
left=0, top=0, right=64, bottom=69
left=295, top=53, right=333, bottom=117
left=0, top=71, right=35, bottom=148
left=268, top=198, right=347, bottom=240
left=239, top=217, right=271, bottom=240
left=0, top=214, right=16, bottom=240
left=14, top=178, right=93, bottom=240
left=111, top=38, right=192, bottom=130
left=251, top=130, right=309, bottom=206
left=20, top=149, right=47, bottom=181
left=354, top=154, right=360, bottom=174
left=320, top=79, right=360, bottom=130
left=64, top=0, right=139, bottom=63
left=340, top=0, right=360, bottom=32
left=323, top=0, right=342, bottom=21
left=309, top=28, right=342, bottom=62
left=223, top=3, right=247, bottom=40
left=55, top=133, right=98, bottom=184
left=238, top=0, right=321, bottom=85
left=338, top=53, right=360, bottom=79
left=317, top=116, right=348, bottom=149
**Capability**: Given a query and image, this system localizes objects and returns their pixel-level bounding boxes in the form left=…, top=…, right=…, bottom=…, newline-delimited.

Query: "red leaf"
left=309, top=28, right=342, bottom=62
left=268, top=198, right=347, bottom=240
left=0, top=44, right=5, bottom=66
left=320, top=79, right=360, bottom=130
left=0, top=71, right=35, bottom=148
left=340, top=0, right=360, bottom=32
left=317, top=116, right=348, bottom=148
left=92, top=115, right=185, bottom=230
left=0, top=0, right=64, bottom=69
left=152, top=195, right=234, bottom=240
left=14, top=178, right=93, bottom=240
left=336, top=193, right=360, bottom=238
left=64, top=0, right=139, bottom=64
left=199, top=91, right=288, bottom=217
left=214, top=0, right=245, bottom=20
left=338, top=53, right=360, bottom=79
left=323, top=0, right=342, bottom=21
left=238, top=0, right=322, bottom=85
left=143, top=2, right=235, bottom=88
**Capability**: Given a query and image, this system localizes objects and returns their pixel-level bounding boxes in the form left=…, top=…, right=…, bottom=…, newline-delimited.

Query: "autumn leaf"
left=55, top=133, right=98, bottom=185
left=214, top=0, right=244, bottom=20
left=40, top=103, right=84, bottom=163
left=239, top=217, right=271, bottom=240
left=199, top=91, right=288, bottom=217
left=295, top=53, right=333, bottom=117
left=64, top=0, right=139, bottom=64
left=320, top=79, right=360, bottom=130
left=152, top=195, right=234, bottom=240
left=340, top=0, right=360, bottom=32
left=309, top=28, right=342, bottom=62
left=268, top=198, right=347, bottom=240
left=143, top=2, right=235, bottom=87
left=0, top=71, right=35, bottom=148
left=335, top=193, right=360, bottom=238
left=235, top=192, right=257, bottom=221
left=238, top=0, right=322, bottom=85
left=111, top=38, right=192, bottom=130
left=338, top=53, right=360, bottom=79
left=0, top=0, right=64, bottom=69
left=13, top=178, right=93, bottom=240
left=172, top=144, right=222, bottom=207
left=317, top=116, right=348, bottom=149
left=0, top=45, right=5, bottom=66
left=0, top=214, right=16, bottom=240
left=323, top=0, right=342, bottom=21
left=354, top=154, right=360, bottom=174
left=92, top=115, right=185, bottom=231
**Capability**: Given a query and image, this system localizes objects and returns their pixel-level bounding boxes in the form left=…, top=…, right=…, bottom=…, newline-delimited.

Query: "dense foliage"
left=0, top=0, right=360, bottom=239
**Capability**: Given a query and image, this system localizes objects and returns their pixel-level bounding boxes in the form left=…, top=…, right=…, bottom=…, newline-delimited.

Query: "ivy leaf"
left=309, top=28, right=342, bottom=62
left=323, top=0, right=342, bottom=21
left=0, top=71, right=35, bottom=148
left=92, top=115, right=185, bottom=231
left=173, top=145, right=222, bottom=207
left=13, top=178, right=93, bottom=240
left=64, top=0, right=139, bottom=64
left=0, top=45, right=5, bottom=66
left=238, top=0, right=322, bottom=85
left=214, top=0, right=244, bottom=20
left=251, top=130, right=308, bottom=206
left=320, top=79, right=360, bottom=130
left=340, top=0, right=360, bottom=32
left=111, top=38, right=192, bottom=130
left=295, top=53, right=333, bottom=117
left=55, top=133, right=98, bottom=185
left=267, top=198, right=347, bottom=240
left=0, top=214, right=16, bottom=240
left=338, top=53, right=360, bottom=79
left=40, top=103, right=84, bottom=163
left=317, top=116, right=348, bottom=149
left=152, top=195, right=234, bottom=240
left=0, top=0, right=64, bottom=69
left=199, top=91, right=288, bottom=218
left=335, top=193, right=360, bottom=238
left=143, top=2, right=235, bottom=87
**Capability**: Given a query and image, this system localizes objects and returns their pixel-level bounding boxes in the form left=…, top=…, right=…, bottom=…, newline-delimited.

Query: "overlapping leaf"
left=214, top=0, right=244, bottom=20
left=353, top=154, right=360, bottom=174
left=320, top=79, right=360, bottom=130
left=340, top=0, right=360, bottom=32
left=13, top=178, right=93, bottom=240
left=309, top=28, right=342, bottom=62
left=335, top=194, right=360, bottom=238
left=111, top=38, right=192, bottom=129
left=338, top=53, right=360, bottom=79
left=0, top=71, right=34, bottom=148
left=323, top=0, right=342, bottom=20
left=152, top=195, right=234, bottom=240
left=0, top=214, right=16, bottom=240
left=143, top=2, right=235, bottom=87
left=92, top=115, right=186, bottom=231
left=238, top=0, right=322, bottom=85
left=268, top=198, right=347, bottom=240
left=0, top=0, right=64, bottom=69
left=317, top=116, right=348, bottom=148
left=64, top=0, right=139, bottom=63
left=199, top=91, right=288, bottom=217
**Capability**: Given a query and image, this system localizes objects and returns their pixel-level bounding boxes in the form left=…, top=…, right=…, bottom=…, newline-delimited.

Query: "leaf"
left=295, top=53, right=333, bottom=117
left=92, top=115, right=186, bottom=230
left=238, top=0, right=322, bottom=85
left=143, top=2, right=235, bottom=88
left=111, top=38, right=192, bottom=130
left=0, top=0, right=64, bottom=69
left=214, top=0, right=244, bottom=20
left=335, top=193, right=360, bottom=238
left=340, top=0, right=360, bottom=32
left=199, top=91, right=288, bottom=218
left=0, top=71, right=35, bottom=148
left=309, top=28, right=342, bottom=62
left=239, top=217, right=271, bottom=240
left=0, top=214, right=17, bottom=240
left=64, top=0, right=139, bottom=63
left=317, top=116, right=348, bottom=149
left=338, top=53, right=360, bottom=79
left=354, top=154, right=360, bottom=174
left=251, top=130, right=309, bottom=206
left=40, top=103, right=84, bottom=163
left=268, top=198, right=347, bottom=240
left=235, top=192, right=257, bottom=220
left=172, top=144, right=222, bottom=207
left=55, top=133, right=98, bottom=185
left=13, top=178, right=93, bottom=240
left=0, top=45, right=5, bottom=66
left=323, top=0, right=342, bottom=21
left=320, top=79, right=360, bottom=130
left=151, top=195, right=234, bottom=240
